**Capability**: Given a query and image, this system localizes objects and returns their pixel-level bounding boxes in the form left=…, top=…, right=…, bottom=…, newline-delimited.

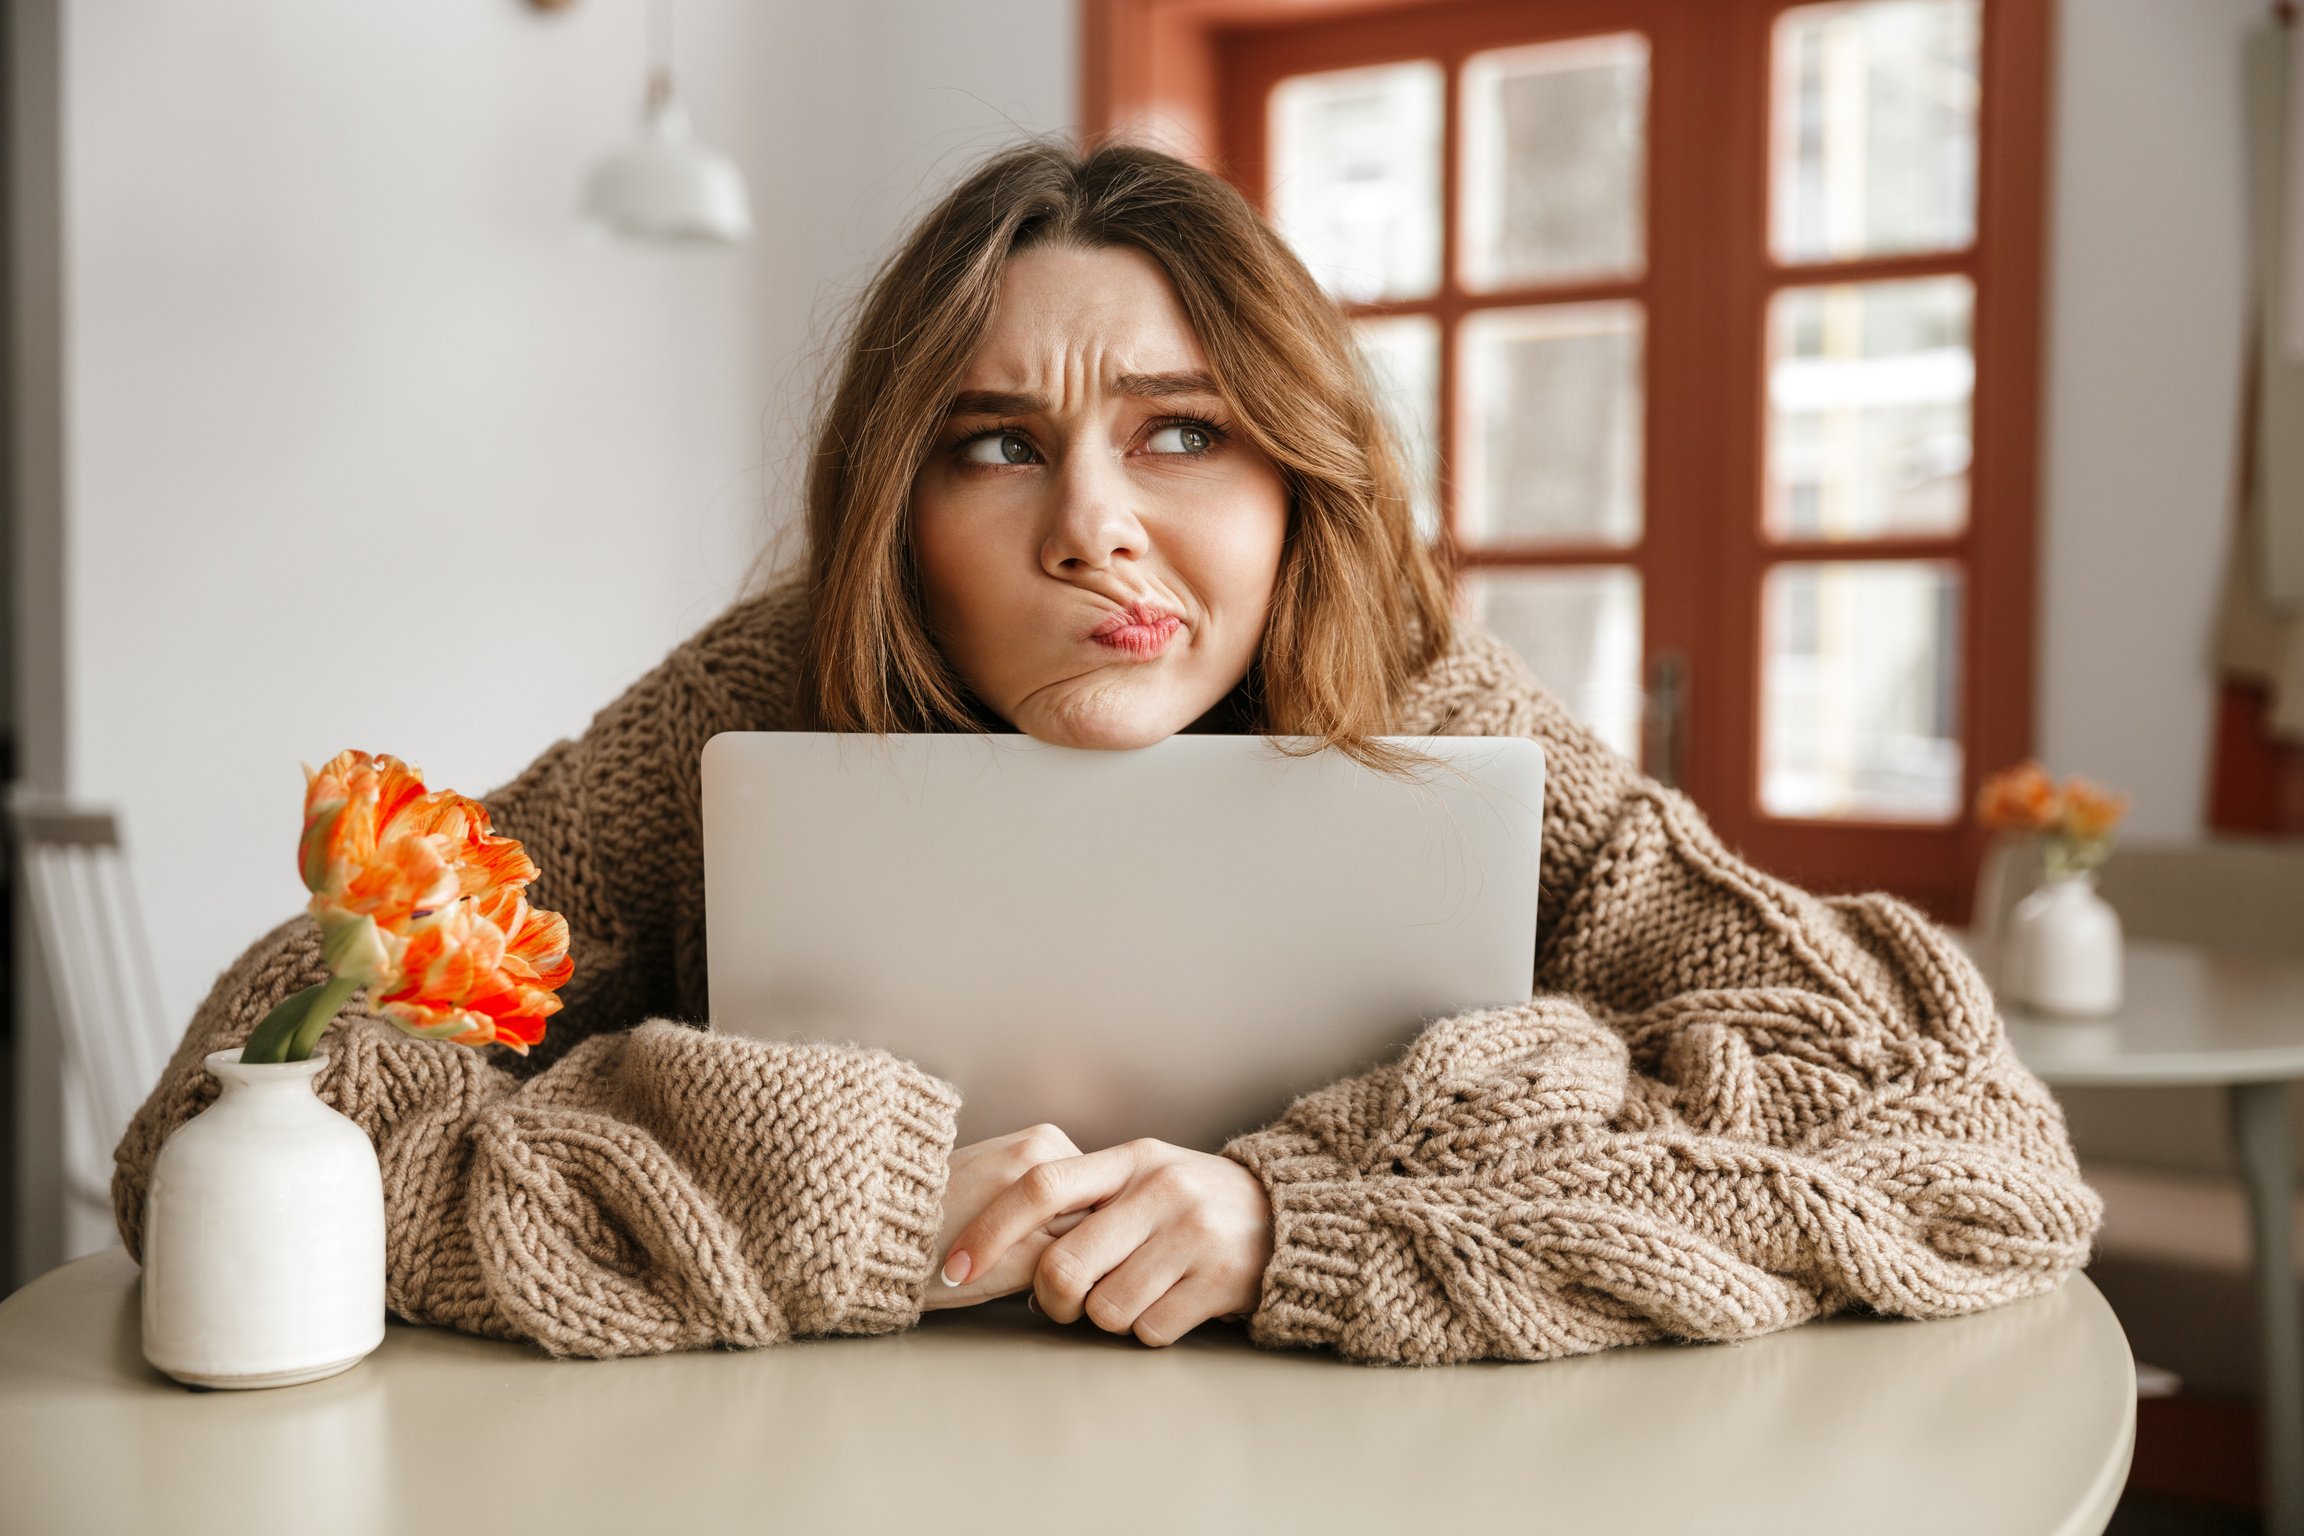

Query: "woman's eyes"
left=960, top=430, right=1039, bottom=467
left=953, top=417, right=1226, bottom=468
left=1142, top=421, right=1216, bottom=455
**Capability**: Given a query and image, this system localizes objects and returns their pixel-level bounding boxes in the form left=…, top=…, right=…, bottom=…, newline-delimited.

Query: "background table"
left=1950, top=930, right=2304, bottom=1535
left=1, top=1246, right=2132, bottom=1535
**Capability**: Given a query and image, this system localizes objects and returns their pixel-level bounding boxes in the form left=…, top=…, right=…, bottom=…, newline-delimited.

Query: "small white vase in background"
left=2004, top=870, right=2124, bottom=1016
left=140, top=1048, right=386, bottom=1389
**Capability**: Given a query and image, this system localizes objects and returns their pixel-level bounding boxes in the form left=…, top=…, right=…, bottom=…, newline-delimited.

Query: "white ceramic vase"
left=2004, top=870, right=2124, bottom=1017
left=140, top=1047, right=386, bottom=1389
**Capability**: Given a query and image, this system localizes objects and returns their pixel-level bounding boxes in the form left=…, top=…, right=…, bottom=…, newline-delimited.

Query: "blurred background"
left=5, top=0, right=2302, bottom=1527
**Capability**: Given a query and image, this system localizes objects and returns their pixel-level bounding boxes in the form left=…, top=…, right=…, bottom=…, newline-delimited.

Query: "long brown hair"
left=775, top=132, right=1460, bottom=778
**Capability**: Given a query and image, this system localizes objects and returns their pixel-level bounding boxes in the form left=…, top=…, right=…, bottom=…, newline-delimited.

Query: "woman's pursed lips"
left=1087, top=607, right=1179, bottom=663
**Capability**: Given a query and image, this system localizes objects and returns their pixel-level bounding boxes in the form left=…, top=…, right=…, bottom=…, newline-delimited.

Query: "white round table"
left=0, top=1245, right=2132, bottom=1535
left=1953, top=930, right=2304, bottom=1535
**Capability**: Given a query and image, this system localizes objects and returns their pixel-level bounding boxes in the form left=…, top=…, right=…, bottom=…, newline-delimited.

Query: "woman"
left=111, top=135, right=2102, bottom=1364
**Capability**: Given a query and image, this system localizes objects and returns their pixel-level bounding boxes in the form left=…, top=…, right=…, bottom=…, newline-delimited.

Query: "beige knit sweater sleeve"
left=1218, top=630, right=2106, bottom=1365
left=111, top=574, right=963, bottom=1358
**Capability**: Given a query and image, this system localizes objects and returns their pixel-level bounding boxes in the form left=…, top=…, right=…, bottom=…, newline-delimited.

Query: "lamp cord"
left=644, top=0, right=675, bottom=110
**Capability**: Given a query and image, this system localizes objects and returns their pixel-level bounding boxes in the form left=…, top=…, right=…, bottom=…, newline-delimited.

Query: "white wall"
left=30, top=0, right=1072, bottom=1274
left=2036, top=0, right=2262, bottom=838
left=66, top=0, right=1075, bottom=1039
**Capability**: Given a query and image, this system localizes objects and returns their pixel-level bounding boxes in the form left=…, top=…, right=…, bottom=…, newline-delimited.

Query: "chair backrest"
left=5, top=786, right=178, bottom=1210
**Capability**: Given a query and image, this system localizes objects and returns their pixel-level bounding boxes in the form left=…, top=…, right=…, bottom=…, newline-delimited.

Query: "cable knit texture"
left=112, top=567, right=2102, bottom=1363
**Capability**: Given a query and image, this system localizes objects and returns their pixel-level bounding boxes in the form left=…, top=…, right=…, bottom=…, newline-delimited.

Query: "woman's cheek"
left=1204, top=495, right=1288, bottom=614
left=912, top=496, right=1001, bottom=635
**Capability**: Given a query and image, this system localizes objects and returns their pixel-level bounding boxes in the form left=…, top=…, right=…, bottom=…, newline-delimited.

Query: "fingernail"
left=940, top=1251, right=970, bottom=1287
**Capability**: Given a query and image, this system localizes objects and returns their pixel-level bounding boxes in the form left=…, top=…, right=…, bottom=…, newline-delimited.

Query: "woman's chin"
left=1014, top=685, right=1196, bottom=752
left=1024, top=717, right=1177, bottom=752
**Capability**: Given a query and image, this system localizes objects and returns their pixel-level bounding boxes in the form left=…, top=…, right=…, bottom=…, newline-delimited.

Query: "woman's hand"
left=940, top=1139, right=1275, bottom=1347
left=921, top=1123, right=1093, bottom=1311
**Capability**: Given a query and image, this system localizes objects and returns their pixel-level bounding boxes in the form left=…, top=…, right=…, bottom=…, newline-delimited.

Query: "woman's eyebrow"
left=943, top=370, right=1223, bottom=419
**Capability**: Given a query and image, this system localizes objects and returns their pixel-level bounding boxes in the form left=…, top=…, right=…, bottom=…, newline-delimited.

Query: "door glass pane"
left=1464, top=566, right=1644, bottom=765
left=1352, top=315, right=1443, bottom=544
left=1760, top=559, right=1962, bottom=822
left=1270, top=60, right=1444, bottom=302
left=1766, top=275, right=1971, bottom=540
left=1462, top=32, right=1649, bottom=290
left=1772, top=0, right=1981, bottom=263
left=1461, top=302, right=1643, bottom=547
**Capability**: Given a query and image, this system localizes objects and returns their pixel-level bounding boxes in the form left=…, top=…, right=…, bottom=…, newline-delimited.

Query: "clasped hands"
left=923, top=1124, right=1274, bottom=1348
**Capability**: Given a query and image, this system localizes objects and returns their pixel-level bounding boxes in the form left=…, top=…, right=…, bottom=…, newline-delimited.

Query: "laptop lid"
left=701, top=732, right=1544, bottom=1152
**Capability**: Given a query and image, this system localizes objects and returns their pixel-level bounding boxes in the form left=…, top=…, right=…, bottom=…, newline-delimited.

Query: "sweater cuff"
left=1222, top=1135, right=1369, bottom=1353
left=818, top=1059, right=962, bottom=1336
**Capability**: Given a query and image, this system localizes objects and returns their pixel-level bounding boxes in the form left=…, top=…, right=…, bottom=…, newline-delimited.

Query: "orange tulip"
left=2059, top=776, right=2130, bottom=843
left=1976, top=760, right=2060, bottom=833
left=276, top=748, right=571, bottom=1059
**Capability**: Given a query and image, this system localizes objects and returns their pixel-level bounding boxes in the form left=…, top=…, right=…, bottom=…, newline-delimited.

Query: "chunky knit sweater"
left=111, top=569, right=2104, bottom=1363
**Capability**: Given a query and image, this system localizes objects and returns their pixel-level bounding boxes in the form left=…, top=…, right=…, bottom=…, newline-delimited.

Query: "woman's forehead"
left=957, top=245, right=1209, bottom=395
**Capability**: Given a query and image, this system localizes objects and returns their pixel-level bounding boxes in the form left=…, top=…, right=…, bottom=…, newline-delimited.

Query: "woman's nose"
left=1039, top=444, right=1148, bottom=576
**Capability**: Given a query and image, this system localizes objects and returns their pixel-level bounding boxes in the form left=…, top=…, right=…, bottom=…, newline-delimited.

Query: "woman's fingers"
left=933, top=1124, right=1085, bottom=1292
left=925, top=1124, right=1094, bottom=1309
left=944, top=1137, right=1271, bottom=1347
left=919, top=1227, right=1060, bottom=1311
left=1032, top=1200, right=1162, bottom=1325
left=1073, top=1234, right=1194, bottom=1339
left=947, top=1123, right=1082, bottom=1188
left=1128, top=1276, right=1233, bottom=1348
left=943, top=1142, right=1142, bottom=1287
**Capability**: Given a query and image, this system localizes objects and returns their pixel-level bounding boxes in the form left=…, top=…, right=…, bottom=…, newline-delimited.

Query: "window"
left=1083, top=0, right=2050, bottom=922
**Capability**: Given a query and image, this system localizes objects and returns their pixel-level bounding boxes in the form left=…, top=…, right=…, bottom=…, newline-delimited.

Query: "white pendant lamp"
left=580, top=0, right=752, bottom=244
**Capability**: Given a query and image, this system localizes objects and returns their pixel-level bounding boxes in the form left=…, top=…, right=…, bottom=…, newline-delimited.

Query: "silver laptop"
left=701, top=732, right=1545, bottom=1152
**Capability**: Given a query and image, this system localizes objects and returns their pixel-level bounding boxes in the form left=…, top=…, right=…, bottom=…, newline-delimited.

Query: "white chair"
left=6, top=786, right=178, bottom=1255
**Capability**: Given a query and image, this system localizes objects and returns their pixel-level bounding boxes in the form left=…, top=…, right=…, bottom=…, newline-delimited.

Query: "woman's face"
left=908, top=244, right=1290, bottom=750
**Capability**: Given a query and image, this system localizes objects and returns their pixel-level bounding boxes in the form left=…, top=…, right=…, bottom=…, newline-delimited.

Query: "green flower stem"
left=285, top=972, right=363, bottom=1062
left=239, top=973, right=362, bottom=1064
left=239, top=984, right=327, bottom=1064
left=2040, top=832, right=2114, bottom=883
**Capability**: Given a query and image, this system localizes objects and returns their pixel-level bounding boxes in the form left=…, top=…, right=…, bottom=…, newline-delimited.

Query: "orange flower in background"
left=1973, top=758, right=2130, bottom=883
left=244, top=749, right=572, bottom=1063
left=2059, top=776, right=2130, bottom=843
left=1976, top=760, right=2061, bottom=833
